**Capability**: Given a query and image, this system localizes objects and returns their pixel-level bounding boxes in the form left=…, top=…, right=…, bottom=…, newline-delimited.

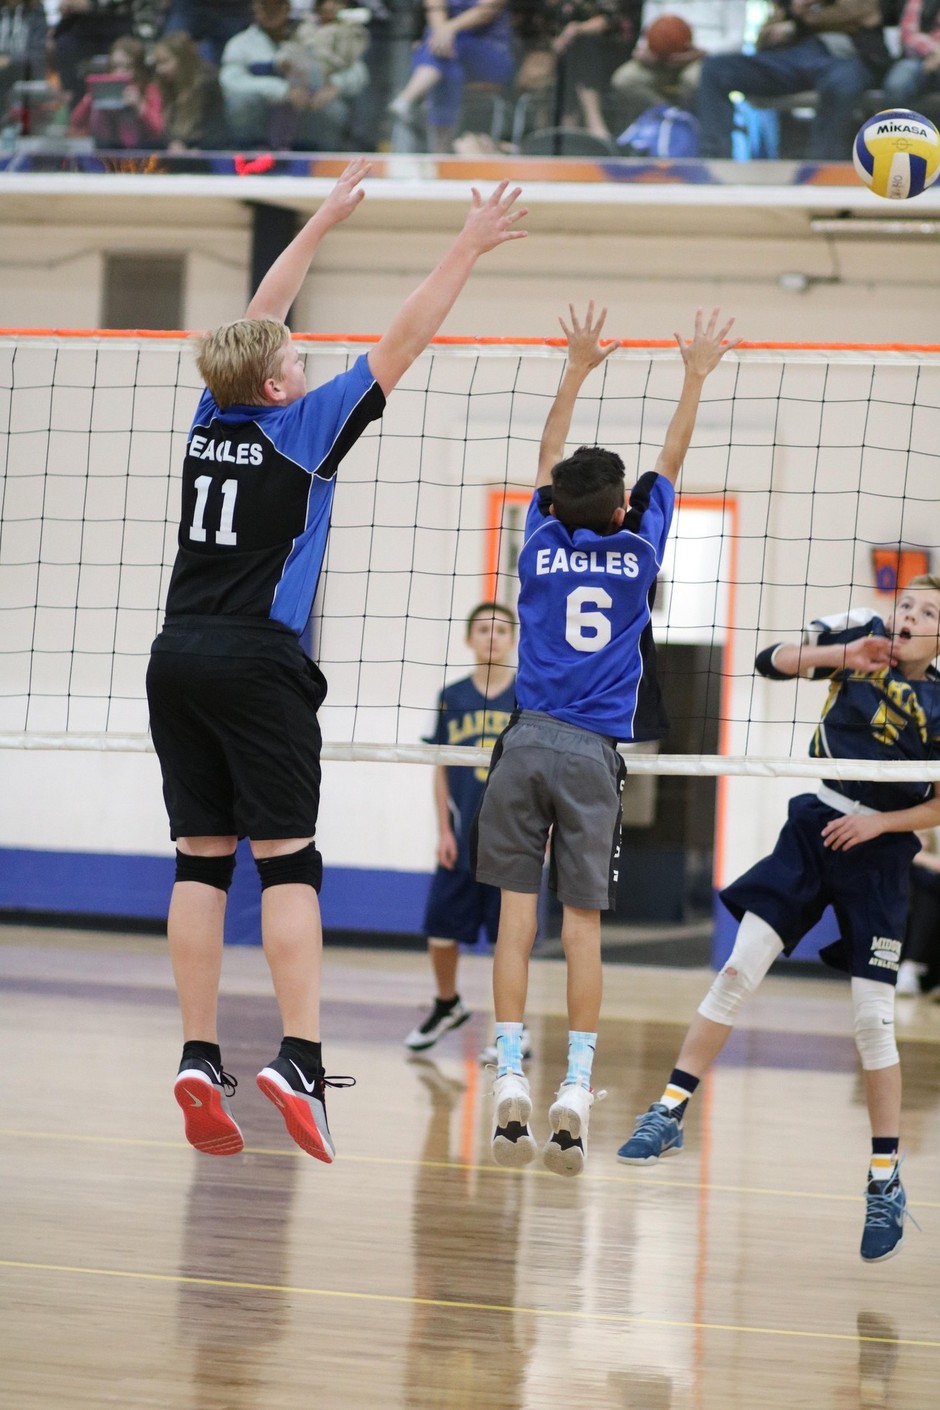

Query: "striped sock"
left=659, top=1068, right=699, bottom=1120
left=495, top=1022, right=525, bottom=1077
left=869, top=1138, right=899, bottom=1186
left=565, top=1030, right=597, bottom=1087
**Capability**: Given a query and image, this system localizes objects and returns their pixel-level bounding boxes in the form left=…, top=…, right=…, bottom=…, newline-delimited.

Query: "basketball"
left=646, top=14, right=693, bottom=58
left=852, top=108, right=940, bottom=200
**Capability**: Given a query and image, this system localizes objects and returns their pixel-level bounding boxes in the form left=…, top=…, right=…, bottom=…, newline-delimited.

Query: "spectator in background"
left=387, top=0, right=515, bottom=153
left=509, top=1, right=641, bottom=144
left=153, top=29, right=227, bottom=147
left=69, top=32, right=163, bottom=145
left=610, top=11, right=706, bottom=126
left=220, top=0, right=365, bottom=147
left=696, top=0, right=891, bottom=161
left=164, top=0, right=253, bottom=66
left=882, top=0, right=940, bottom=110
left=54, top=0, right=136, bottom=99
left=268, top=0, right=369, bottom=147
left=0, top=0, right=48, bottom=112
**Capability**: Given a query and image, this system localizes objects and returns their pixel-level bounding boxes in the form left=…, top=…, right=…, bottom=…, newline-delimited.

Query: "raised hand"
left=674, top=307, right=740, bottom=378
left=559, top=301, right=618, bottom=377
left=318, top=157, right=372, bottom=228
left=460, top=181, right=528, bottom=255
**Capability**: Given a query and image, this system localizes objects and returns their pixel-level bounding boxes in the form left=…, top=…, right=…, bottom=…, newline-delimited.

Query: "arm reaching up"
left=368, top=181, right=527, bottom=397
left=245, top=158, right=371, bottom=322
left=654, top=307, right=739, bottom=486
left=536, top=301, right=618, bottom=489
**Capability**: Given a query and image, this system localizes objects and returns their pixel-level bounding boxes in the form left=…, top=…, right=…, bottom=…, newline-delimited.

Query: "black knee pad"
left=175, top=850, right=237, bottom=892
left=255, top=841, right=322, bottom=893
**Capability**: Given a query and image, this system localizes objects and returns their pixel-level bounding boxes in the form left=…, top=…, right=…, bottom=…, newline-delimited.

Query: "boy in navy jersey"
left=146, top=159, right=527, bottom=1163
left=404, top=602, right=518, bottom=1055
left=618, top=577, right=940, bottom=1262
left=473, top=303, right=737, bottom=1176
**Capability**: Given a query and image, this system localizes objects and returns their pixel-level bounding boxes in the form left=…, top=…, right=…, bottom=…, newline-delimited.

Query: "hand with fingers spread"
left=559, top=301, right=618, bottom=378
left=674, top=307, right=740, bottom=378
left=317, top=157, right=372, bottom=229
left=458, top=180, right=528, bottom=256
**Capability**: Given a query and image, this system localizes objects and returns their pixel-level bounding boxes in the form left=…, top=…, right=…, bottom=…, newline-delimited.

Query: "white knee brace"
left=852, top=976, right=899, bottom=1070
left=698, top=912, right=785, bottom=1026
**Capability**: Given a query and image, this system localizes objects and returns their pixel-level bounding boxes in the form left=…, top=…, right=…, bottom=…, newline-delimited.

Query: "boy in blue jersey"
left=473, top=302, right=737, bottom=1176
left=146, top=158, right=527, bottom=1163
left=618, top=577, right=940, bottom=1262
left=404, top=601, right=520, bottom=1055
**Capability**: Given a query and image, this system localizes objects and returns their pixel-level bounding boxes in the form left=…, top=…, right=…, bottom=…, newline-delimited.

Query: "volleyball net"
left=2, top=330, right=940, bottom=784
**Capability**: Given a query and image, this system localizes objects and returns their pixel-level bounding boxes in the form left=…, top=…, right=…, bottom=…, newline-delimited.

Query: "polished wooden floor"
left=2, top=925, right=940, bottom=1410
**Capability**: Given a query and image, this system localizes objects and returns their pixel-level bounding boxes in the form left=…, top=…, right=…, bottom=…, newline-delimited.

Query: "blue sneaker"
left=616, top=1103, right=684, bottom=1165
left=860, top=1175, right=909, bottom=1263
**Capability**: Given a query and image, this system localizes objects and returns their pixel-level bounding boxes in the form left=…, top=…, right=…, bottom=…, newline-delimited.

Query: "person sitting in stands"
left=220, top=0, right=366, bottom=149
left=153, top=30, right=227, bottom=150
left=696, top=0, right=891, bottom=162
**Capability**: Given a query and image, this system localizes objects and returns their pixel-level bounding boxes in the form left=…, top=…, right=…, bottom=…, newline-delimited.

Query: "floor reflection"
left=855, top=1312, right=899, bottom=1410
left=406, top=1056, right=534, bottom=1410
left=175, top=1150, right=298, bottom=1409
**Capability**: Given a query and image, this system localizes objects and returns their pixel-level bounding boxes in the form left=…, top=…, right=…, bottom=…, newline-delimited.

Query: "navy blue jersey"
left=165, top=354, right=385, bottom=633
left=514, top=471, right=674, bottom=741
left=428, top=674, right=516, bottom=867
left=804, top=609, right=940, bottom=812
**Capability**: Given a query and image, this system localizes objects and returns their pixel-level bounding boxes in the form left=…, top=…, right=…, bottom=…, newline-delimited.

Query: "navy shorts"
left=720, top=793, right=920, bottom=986
left=423, top=865, right=501, bottom=947
left=146, top=620, right=326, bottom=841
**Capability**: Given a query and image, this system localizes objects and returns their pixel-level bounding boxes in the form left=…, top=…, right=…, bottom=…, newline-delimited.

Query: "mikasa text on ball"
left=853, top=108, right=940, bottom=200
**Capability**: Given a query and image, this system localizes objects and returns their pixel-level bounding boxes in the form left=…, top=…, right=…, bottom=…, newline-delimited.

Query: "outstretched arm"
left=653, top=307, right=738, bottom=486
left=245, top=158, right=371, bottom=322
left=536, top=302, right=617, bottom=489
left=368, top=182, right=527, bottom=397
left=769, top=634, right=892, bottom=680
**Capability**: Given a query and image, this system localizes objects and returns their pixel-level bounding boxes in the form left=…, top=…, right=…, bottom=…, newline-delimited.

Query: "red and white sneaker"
left=174, top=1058, right=244, bottom=1156
left=256, top=1056, right=355, bottom=1163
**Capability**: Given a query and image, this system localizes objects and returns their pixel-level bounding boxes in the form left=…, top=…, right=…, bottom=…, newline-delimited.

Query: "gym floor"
left=2, top=925, right=939, bottom=1409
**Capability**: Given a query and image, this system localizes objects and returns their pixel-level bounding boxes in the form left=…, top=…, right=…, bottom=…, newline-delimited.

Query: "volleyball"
left=852, top=108, right=940, bottom=200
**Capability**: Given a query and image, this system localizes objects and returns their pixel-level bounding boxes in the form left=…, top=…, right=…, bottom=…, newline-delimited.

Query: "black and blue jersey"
left=513, top=471, right=674, bottom=742
left=427, top=674, right=516, bottom=869
left=783, top=609, right=940, bottom=812
left=165, top=353, right=385, bottom=634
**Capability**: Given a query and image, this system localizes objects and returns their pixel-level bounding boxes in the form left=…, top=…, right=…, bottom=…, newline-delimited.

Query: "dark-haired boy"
left=474, top=303, right=737, bottom=1175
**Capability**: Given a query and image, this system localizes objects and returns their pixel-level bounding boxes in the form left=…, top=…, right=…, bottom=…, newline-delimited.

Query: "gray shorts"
left=473, top=711, right=626, bottom=911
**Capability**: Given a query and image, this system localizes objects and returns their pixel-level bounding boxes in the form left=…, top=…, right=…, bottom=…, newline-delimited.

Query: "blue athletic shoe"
left=616, top=1103, right=684, bottom=1165
left=860, top=1175, right=909, bottom=1263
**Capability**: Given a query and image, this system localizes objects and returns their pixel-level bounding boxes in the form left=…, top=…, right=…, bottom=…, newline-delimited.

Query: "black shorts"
left=720, top=793, right=920, bottom=985
left=423, top=865, right=501, bottom=947
left=146, top=619, right=326, bottom=841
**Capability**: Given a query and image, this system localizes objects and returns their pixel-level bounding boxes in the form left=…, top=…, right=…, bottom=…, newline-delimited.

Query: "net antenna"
left=2, top=330, right=940, bottom=791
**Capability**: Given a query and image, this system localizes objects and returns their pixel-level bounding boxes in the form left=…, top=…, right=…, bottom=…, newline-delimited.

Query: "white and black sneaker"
left=491, top=1070, right=538, bottom=1168
left=174, top=1056, right=244, bottom=1156
left=542, top=1081, right=603, bottom=1178
left=404, top=996, right=471, bottom=1052
left=256, top=1056, right=355, bottom=1163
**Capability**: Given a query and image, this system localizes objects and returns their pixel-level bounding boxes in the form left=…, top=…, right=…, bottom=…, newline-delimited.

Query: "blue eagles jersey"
left=428, top=674, right=516, bottom=867
left=165, top=353, right=385, bottom=634
left=803, top=609, right=940, bottom=812
left=514, top=471, right=674, bottom=741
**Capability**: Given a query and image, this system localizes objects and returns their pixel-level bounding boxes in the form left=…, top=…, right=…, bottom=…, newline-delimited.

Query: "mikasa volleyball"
left=853, top=108, right=940, bottom=200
